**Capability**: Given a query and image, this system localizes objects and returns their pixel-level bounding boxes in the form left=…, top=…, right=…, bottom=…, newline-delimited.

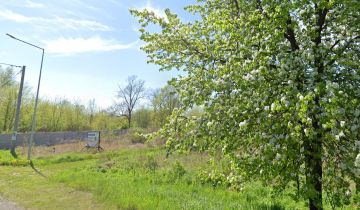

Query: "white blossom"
left=307, top=117, right=312, bottom=124
left=340, top=121, right=345, bottom=127
left=339, top=131, right=345, bottom=137
left=345, top=190, right=351, bottom=197
left=355, top=154, right=360, bottom=168
left=271, top=103, right=276, bottom=111
left=304, top=128, right=309, bottom=136
left=239, top=120, right=247, bottom=127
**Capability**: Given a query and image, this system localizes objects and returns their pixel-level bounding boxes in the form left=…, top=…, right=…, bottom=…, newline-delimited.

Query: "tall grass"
left=50, top=147, right=305, bottom=210
left=0, top=150, right=30, bottom=166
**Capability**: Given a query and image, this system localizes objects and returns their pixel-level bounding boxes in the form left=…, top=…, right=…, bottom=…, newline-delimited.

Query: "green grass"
left=49, top=147, right=305, bottom=210
left=0, top=150, right=30, bottom=166
left=0, top=147, right=357, bottom=209
left=0, top=159, right=112, bottom=209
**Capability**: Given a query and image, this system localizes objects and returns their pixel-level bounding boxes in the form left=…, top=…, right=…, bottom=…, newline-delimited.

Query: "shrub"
left=126, top=128, right=147, bottom=144
left=142, top=155, right=158, bottom=172
left=162, top=161, right=187, bottom=183
left=196, top=169, right=243, bottom=191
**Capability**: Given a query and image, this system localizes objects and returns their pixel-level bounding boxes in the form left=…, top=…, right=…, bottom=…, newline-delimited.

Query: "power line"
left=0, top=62, right=22, bottom=68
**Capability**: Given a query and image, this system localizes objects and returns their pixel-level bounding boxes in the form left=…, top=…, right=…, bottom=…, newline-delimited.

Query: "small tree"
left=132, top=1, right=360, bottom=209
left=0, top=67, right=17, bottom=133
left=150, top=85, right=180, bottom=127
left=116, top=75, right=145, bottom=128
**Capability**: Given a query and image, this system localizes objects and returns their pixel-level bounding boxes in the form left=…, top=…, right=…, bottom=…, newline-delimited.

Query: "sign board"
left=11, top=133, right=17, bottom=141
left=86, top=132, right=100, bottom=147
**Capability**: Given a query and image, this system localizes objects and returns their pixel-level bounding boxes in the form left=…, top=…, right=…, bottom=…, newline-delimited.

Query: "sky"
left=0, top=0, right=195, bottom=108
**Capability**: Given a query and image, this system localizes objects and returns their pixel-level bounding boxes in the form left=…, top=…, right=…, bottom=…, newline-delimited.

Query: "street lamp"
left=6, top=33, right=45, bottom=160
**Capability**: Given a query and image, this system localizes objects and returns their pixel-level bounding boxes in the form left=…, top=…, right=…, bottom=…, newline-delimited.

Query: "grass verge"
left=0, top=147, right=357, bottom=209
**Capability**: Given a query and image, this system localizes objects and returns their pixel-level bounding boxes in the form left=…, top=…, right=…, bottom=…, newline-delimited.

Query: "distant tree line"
left=0, top=67, right=185, bottom=134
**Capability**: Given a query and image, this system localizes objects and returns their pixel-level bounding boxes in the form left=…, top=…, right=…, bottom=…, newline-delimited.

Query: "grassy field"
left=0, top=143, right=356, bottom=210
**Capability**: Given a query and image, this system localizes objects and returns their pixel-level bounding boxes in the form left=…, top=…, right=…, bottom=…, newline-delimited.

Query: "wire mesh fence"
left=0, top=129, right=128, bottom=150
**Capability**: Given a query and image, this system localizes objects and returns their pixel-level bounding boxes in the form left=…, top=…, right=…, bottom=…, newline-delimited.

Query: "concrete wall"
left=0, top=129, right=127, bottom=149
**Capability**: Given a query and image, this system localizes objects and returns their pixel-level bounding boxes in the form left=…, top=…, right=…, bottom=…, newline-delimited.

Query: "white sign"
left=86, top=132, right=100, bottom=147
left=11, top=133, right=17, bottom=141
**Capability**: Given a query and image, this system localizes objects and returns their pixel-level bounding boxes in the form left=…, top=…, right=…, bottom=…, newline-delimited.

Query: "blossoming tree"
left=132, top=0, right=360, bottom=209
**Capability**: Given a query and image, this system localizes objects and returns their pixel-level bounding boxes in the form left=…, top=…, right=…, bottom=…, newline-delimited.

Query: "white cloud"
left=0, top=9, right=32, bottom=22
left=0, top=9, right=111, bottom=31
left=25, top=0, right=45, bottom=8
left=44, top=37, right=137, bottom=55
left=53, top=17, right=111, bottom=31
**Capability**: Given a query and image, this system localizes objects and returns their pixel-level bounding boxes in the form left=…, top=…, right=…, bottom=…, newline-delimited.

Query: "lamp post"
left=6, top=34, right=45, bottom=160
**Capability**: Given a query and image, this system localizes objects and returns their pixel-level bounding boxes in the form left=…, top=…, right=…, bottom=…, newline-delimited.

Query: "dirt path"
left=0, top=196, right=22, bottom=210
left=0, top=162, right=113, bottom=210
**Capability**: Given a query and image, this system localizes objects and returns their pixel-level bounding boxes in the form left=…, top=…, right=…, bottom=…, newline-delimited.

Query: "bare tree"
left=116, top=75, right=145, bottom=128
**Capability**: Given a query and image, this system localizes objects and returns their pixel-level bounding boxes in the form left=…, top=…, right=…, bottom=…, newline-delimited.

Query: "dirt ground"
left=0, top=196, right=22, bottom=210
left=16, top=136, right=150, bottom=158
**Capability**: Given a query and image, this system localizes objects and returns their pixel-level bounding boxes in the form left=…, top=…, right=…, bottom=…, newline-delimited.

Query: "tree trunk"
left=305, top=145, right=323, bottom=210
left=305, top=117, right=323, bottom=210
left=128, top=112, right=131, bottom=128
left=305, top=6, right=327, bottom=208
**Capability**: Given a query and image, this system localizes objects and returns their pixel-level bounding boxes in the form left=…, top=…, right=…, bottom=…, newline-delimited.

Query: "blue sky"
left=0, top=0, right=195, bottom=108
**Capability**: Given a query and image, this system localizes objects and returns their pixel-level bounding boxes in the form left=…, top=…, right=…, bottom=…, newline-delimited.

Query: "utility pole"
left=7, top=34, right=45, bottom=161
left=11, top=66, right=25, bottom=157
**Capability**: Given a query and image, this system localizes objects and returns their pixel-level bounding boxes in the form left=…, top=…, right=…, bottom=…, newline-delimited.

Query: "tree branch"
left=284, top=14, right=299, bottom=51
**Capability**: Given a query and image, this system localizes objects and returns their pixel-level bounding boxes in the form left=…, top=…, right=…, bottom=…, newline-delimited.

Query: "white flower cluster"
left=340, top=121, right=345, bottom=127
left=335, top=131, right=345, bottom=141
left=326, top=81, right=340, bottom=90
left=243, top=73, right=254, bottom=81
left=239, top=120, right=247, bottom=127
left=355, top=154, right=360, bottom=168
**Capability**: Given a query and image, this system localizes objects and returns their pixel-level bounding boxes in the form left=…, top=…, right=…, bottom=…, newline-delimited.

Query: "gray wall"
left=0, top=129, right=127, bottom=149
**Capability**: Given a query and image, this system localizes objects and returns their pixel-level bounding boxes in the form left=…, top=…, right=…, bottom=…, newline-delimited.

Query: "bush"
left=126, top=128, right=147, bottom=144
left=196, top=170, right=243, bottom=191
left=162, top=161, right=187, bottom=183
left=142, top=155, right=158, bottom=172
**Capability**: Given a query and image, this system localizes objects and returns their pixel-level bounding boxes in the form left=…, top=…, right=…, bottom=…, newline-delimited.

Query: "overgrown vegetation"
left=0, top=66, right=126, bottom=132
left=1, top=145, right=358, bottom=209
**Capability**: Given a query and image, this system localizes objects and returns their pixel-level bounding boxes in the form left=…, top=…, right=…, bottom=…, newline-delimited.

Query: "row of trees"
left=0, top=67, right=180, bottom=134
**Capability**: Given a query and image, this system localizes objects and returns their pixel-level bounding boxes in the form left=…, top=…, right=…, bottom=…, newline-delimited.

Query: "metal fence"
left=0, top=129, right=128, bottom=149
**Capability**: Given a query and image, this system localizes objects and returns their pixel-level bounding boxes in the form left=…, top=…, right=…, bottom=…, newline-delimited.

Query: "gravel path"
left=0, top=196, right=22, bottom=210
